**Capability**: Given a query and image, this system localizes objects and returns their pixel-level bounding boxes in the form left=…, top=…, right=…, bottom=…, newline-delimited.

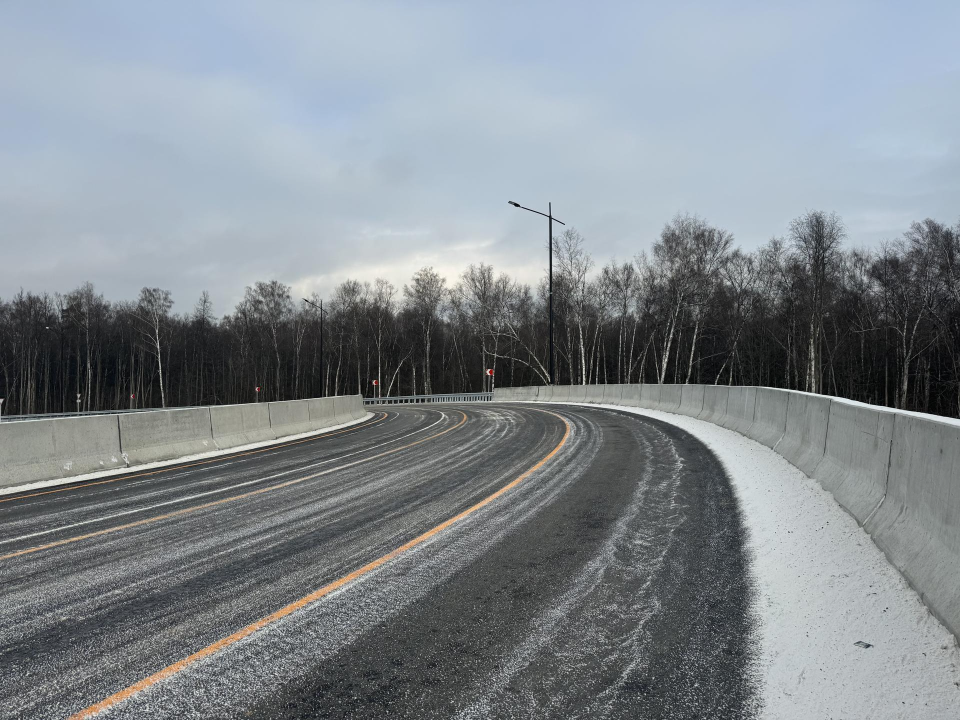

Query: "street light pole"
left=302, top=298, right=328, bottom=398
left=508, top=200, right=565, bottom=385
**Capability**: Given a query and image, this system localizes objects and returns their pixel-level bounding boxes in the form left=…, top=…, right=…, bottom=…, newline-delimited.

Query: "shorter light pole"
left=302, top=298, right=328, bottom=397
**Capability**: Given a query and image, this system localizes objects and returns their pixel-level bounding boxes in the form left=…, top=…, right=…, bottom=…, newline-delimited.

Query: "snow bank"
left=591, top=403, right=960, bottom=719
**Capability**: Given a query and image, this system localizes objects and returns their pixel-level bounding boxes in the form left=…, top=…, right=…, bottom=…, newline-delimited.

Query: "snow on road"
left=590, top=403, right=960, bottom=719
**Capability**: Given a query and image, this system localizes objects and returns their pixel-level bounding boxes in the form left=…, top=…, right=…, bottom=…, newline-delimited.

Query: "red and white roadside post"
left=485, top=368, right=494, bottom=393
left=255, top=386, right=261, bottom=403
left=372, top=379, right=380, bottom=399
left=0, top=398, right=4, bottom=423
left=130, top=393, right=136, bottom=410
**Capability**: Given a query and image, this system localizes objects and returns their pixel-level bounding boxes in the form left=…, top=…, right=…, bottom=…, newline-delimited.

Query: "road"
left=0, top=403, right=756, bottom=719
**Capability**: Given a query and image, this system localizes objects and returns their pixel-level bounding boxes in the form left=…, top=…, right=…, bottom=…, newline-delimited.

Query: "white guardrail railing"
left=364, top=393, right=493, bottom=406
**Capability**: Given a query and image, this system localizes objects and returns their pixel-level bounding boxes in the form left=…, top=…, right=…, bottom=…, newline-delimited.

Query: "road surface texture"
left=0, top=404, right=757, bottom=719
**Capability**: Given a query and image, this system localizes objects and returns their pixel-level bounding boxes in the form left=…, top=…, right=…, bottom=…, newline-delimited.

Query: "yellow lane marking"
left=0, top=413, right=389, bottom=506
left=69, top=409, right=570, bottom=719
left=0, top=412, right=467, bottom=563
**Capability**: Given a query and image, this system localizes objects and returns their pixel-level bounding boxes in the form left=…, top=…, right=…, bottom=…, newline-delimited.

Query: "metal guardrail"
left=363, top=392, right=493, bottom=406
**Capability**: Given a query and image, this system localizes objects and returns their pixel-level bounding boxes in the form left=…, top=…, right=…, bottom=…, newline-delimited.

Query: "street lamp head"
left=508, top=201, right=520, bottom=207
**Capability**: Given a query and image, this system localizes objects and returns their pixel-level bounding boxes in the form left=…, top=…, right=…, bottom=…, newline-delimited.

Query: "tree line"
left=2, top=210, right=959, bottom=419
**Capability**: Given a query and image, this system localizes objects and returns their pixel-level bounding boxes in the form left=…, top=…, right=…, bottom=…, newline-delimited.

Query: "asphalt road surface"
left=0, top=403, right=757, bottom=719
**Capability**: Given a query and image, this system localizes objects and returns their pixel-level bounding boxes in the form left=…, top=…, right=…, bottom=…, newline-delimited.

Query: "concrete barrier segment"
left=721, top=386, right=758, bottom=434
left=0, top=414, right=125, bottom=489
left=621, top=384, right=642, bottom=407
left=639, top=384, right=661, bottom=410
left=678, top=384, right=706, bottom=417
left=119, top=407, right=216, bottom=466
left=210, top=403, right=276, bottom=450
left=603, top=384, right=625, bottom=404
left=813, top=399, right=894, bottom=525
left=865, top=413, right=960, bottom=639
left=699, top=385, right=729, bottom=424
left=743, top=387, right=788, bottom=449
left=658, top=384, right=683, bottom=412
left=774, top=391, right=831, bottom=476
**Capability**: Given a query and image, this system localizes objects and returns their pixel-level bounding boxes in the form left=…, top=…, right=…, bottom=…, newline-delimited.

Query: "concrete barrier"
left=568, top=385, right=587, bottom=403
left=119, top=407, right=215, bottom=465
left=774, top=392, right=831, bottom=476
left=743, top=387, right=789, bottom=449
left=538, top=386, right=555, bottom=402
left=639, top=384, right=661, bottom=409
left=722, top=386, right=757, bottom=434
left=678, top=384, right=705, bottom=417
left=866, top=414, right=960, bottom=638
left=0, top=415, right=125, bottom=488
left=585, top=385, right=605, bottom=404
left=621, top=384, right=642, bottom=406
left=307, top=397, right=337, bottom=426
left=334, top=395, right=365, bottom=424
left=699, top=386, right=729, bottom=424
left=813, top=400, right=895, bottom=524
left=603, top=384, right=625, bottom=404
left=550, top=386, right=571, bottom=403
left=210, top=403, right=276, bottom=450
left=267, top=400, right=314, bottom=437
left=658, top=384, right=683, bottom=412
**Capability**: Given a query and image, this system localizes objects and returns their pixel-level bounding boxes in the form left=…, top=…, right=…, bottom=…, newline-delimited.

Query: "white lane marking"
left=0, top=412, right=449, bottom=546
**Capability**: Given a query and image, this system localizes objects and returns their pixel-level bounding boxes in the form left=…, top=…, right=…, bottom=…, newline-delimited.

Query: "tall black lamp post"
left=302, top=298, right=328, bottom=397
left=508, top=200, right=565, bottom=385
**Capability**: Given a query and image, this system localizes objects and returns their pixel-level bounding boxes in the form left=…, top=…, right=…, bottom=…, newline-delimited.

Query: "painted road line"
left=69, top=409, right=571, bottom=720
left=0, top=411, right=468, bottom=562
left=0, top=412, right=448, bottom=546
left=0, top=413, right=390, bottom=505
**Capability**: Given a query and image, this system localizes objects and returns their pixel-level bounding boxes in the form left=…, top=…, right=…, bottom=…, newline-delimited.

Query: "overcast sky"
left=2, top=1, right=958, bottom=315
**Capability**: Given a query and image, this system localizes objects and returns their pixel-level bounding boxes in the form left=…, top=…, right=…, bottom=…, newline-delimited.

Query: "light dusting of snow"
left=583, top=402, right=960, bottom=719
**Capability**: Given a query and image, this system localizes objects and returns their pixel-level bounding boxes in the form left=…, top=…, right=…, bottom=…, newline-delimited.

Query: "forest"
left=2, top=210, right=960, bottom=419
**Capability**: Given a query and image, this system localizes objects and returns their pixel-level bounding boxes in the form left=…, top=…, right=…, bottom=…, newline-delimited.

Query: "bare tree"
left=789, top=210, right=845, bottom=393
left=403, top=267, right=445, bottom=395
left=134, top=287, right=173, bottom=408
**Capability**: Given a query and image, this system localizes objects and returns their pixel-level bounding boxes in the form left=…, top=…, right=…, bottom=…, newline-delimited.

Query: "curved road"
left=0, top=403, right=756, bottom=719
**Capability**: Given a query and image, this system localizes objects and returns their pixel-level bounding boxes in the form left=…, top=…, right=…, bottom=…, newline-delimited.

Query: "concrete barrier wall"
left=603, top=384, right=625, bottom=404
left=267, top=400, right=314, bottom=437
left=307, top=397, right=337, bottom=426
left=585, top=385, right=605, bottom=403
left=551, top=386, right=571, bottom=402
left=538, top=386, right=555, bottom=402
left=210, top=404, right=276, bottom=450
left=721, top=386, right=757, bottom=434
left=866, top=414, right=960, bottom=637
left=699, top=386, right=729, bottom=424
left=775, top=392, right=831, bottom=476
left=744, top=387, right=788, bottom=449
left=639, top=384, right=661, bottom=409
left=568, top=385, right=587, bottom=403
left=333, top=395, right=364, bottom=424
left=0, top=394, right=366, bottom=490
left=813, top=400, right=894, bottom=524
left=658, top=384, right=683, bottom=412
left=678, top=384, right=705, bottom=417
left=119, top=407, right=216, bottom=465
left=621, top=384, right=642, bottom=406
left=0, top=415, right=125, bottom=488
